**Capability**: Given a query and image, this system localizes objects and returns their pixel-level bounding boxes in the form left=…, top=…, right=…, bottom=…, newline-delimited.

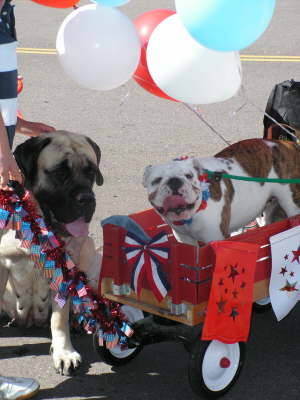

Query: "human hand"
left=16, top=117, right=56, bottom=137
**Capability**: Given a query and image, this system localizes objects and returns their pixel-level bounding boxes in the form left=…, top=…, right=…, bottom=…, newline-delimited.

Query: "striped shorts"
left=0, top=40, right=17, bottom=148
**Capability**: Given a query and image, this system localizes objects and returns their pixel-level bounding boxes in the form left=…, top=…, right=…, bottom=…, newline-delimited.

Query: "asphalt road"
left=1, top=0, right=300, bottom=399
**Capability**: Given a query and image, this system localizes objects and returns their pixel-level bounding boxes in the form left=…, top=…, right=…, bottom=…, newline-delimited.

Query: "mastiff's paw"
left=51, top=346, right=82, bottom=375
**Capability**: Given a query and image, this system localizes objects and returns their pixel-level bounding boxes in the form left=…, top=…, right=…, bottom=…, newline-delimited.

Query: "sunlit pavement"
left=1, top=0, right=300, bottom=399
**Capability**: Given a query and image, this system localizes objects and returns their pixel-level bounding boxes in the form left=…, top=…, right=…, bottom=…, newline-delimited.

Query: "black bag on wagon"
left=263, top=79, right=300, bottom=142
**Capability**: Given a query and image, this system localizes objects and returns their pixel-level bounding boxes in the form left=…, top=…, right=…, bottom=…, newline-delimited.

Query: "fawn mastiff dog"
left=0, top=130, right=103, bottom=375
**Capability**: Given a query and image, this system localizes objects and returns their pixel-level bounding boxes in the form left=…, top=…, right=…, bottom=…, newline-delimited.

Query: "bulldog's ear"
left=85, top=137, right=104, bottom=186
left=143, top=165, right=153, bottom=187
left=14, top=136, right=52, bottom=189
left=192, top=158, right=203, bottom=174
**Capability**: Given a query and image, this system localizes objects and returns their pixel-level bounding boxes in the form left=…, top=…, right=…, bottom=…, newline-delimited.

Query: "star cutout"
left=284, top=254, right=289, bottom=260
left=280, top=280, right=298, bottom=292
left=216, top=296, right=227, bottom=313
left=290, top=271, right=295, bottom=277
left=228, top=264, right=239, bottom=283
left=279, top=266, right=288, bottom=276
left=230, top=307, right=239, bottom=321
left=218, top=278, right=224, bottom=287
left=240, top=281, right=246, bottom=289
left=292, top=247, right=300, bottom=263
left=232, top=289, right=238, bottom=298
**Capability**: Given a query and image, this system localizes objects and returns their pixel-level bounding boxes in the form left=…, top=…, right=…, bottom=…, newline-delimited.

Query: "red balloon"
left=133, top=9, right=177, bottom=102
left=30, top=0, right=79, bottom=8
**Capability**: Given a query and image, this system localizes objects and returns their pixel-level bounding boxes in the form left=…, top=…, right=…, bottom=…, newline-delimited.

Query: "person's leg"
left=0, top=376, right=39, bottom=400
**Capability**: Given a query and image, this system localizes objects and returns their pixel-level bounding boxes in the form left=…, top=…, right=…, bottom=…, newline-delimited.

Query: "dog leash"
left=205, top=169, right=300, bottom=184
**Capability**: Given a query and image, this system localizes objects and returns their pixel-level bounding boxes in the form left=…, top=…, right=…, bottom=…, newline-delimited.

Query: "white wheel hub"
left=202, top=340, right=240, bottom=392
left=108, top=305, right=143, bottom=359
left=255, top=296, right=271, bottom=306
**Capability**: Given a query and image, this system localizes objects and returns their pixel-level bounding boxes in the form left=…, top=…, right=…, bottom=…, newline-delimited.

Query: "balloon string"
left=134, top=75, right=230, bottom=146
left=183, top=102, right=232, bottom=146
left=236, top=85, right=298, bottom=141
left=135, top=77, right=295, bottom=144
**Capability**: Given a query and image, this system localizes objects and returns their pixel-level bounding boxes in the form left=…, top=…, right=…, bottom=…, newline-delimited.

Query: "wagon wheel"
left=188, top=340, right=246, bottom=398
left=253, top=296, right=271, bottom=313
left=93, top=305, right=144, bottom=366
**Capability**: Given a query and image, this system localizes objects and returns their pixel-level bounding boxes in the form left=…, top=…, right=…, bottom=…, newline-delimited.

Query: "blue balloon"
left=175, top=0, right=276, bottom=52
left=93, top=0, right=129, bottom=6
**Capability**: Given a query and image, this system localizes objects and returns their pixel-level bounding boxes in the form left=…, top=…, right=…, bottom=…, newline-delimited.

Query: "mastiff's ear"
left=85, top=137, right=104, bottom=186
left=13, top=136, right=52, bottom=189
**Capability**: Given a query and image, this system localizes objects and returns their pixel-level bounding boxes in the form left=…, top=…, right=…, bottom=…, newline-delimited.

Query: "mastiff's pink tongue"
left=64, top=217, right=89, bottom=237
left=163, top=195, right=186, bottom=212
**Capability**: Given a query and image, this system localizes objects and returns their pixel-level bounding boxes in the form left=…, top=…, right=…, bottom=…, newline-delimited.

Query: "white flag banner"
left=270, top=225, right=300, bottom=321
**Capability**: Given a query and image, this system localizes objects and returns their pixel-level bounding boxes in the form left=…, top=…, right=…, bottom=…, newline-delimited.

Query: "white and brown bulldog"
left=143, top=138, right=300, bottom=246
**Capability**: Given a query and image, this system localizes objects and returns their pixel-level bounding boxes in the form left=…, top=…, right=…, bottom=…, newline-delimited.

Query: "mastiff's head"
left=14, top=130, right=103, bottom=236
left=143, top=158, right=203, bottom=223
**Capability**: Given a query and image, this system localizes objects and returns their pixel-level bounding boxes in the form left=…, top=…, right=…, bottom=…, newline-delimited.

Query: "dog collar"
left=172, top=172, right=210, bottom=226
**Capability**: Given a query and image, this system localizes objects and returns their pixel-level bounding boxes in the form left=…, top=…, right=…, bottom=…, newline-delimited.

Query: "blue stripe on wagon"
left=0, top=70, right=17, bottom=99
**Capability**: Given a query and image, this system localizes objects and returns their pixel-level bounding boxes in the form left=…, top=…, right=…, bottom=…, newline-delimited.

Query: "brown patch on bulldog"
left=208, top=169, right=235, bottom=204
left=206, top=171, right=234, bottom=237
left=209, top=178, right=222, bottom=201
left=215, top=139, right=273, bottom=186
left=271, top=140, right=300, bottom=208
left=220, top=178, right=234, bottom=238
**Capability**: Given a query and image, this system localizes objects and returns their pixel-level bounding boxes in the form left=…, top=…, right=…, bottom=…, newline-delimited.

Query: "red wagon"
left=95, top=208, right=300, bottom=398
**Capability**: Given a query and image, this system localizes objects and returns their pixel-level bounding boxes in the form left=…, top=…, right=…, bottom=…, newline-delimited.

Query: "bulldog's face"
left=143, top=158, right=203, bottom=222
left=14, top=130, right=103, bottom=236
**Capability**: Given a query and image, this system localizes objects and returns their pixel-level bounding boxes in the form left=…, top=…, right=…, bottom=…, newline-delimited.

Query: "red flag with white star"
left=269, top=225, right=300, bottom=321
left=202, top=241, right=260, bottom=344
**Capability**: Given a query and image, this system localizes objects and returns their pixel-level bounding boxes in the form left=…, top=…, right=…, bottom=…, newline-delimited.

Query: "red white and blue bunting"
left=0, top=187, right=133, bottom=349
left=124, top=230, right=170, bottom=302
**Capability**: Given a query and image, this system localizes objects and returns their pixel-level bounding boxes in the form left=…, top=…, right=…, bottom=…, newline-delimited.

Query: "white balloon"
left=56, top=4, right=141, bottom=91
left=147, top=14, right=242, bottom=104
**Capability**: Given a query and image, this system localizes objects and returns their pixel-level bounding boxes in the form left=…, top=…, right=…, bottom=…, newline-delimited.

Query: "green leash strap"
left=205, top=169, right=300, bottom=184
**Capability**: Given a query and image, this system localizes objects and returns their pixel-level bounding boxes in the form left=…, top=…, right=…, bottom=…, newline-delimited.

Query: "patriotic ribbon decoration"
left=124, top=230, right=170, bottom=302
left=198, top=171, right=210, bottom=210
left=0, top=187, right=133, bottom=350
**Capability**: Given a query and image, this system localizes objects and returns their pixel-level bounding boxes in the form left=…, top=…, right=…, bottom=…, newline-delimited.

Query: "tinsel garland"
left=0, top=187, right=133, bottom=349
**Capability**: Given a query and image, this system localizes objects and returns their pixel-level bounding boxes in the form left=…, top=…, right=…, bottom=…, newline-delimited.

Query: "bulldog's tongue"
left=163, top=195, right=186, bottom=212
left=64, top=217, right=89, bottom=237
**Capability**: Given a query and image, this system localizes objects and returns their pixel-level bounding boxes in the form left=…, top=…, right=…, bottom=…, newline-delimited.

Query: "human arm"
left=16, top=116, right=56, bottom=137
left=0, top=113, right=22, bottom=189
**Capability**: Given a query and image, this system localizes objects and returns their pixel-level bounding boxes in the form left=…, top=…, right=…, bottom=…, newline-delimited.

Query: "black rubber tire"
left=93, top=332, right=143, bottom=366
left=253, top=297, right=272, bottom=313
left=93, top=305, right=144, bottom=366
left=188, top=340, right=246, bottom=398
